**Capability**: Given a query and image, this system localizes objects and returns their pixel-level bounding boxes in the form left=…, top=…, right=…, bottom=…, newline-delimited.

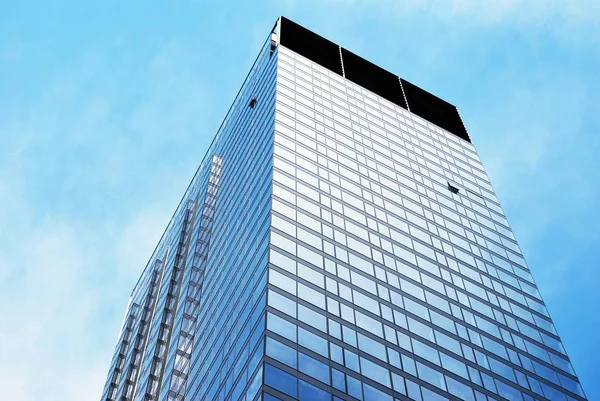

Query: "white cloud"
left=0, top=197, right=170, bottom=401
left=316, top=0, right=600, bottom=24
left=302, top=0, right=600, bottom=41
left=0, top=37, right=205, bottom=401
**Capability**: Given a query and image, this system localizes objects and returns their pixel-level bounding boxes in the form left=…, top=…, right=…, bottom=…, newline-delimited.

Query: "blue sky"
left=0, top=1, right=598, bottom=400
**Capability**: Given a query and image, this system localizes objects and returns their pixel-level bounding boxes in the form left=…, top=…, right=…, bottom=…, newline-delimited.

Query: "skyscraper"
left=100, top=16, right=587, bottom=401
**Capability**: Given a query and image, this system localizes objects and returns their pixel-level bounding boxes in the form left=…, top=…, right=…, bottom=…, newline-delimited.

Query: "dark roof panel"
left=401, top=79, right=470, bottom=142
left=278, top=16, right=470, bottom=143
left=279, top=17, right=343, bottom=75
left=341, top=48, right=407, bottom=110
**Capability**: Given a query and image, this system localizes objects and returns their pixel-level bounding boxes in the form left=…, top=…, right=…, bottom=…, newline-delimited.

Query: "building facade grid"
left=100, top=17, right=586, bottom=401
left=262, top=44, right=585, bottom=401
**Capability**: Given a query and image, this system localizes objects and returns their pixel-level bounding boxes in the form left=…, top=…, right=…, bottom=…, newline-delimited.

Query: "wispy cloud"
left=0, top=37, right=208, bottom=401
left=312, top=0, right=600, bottom=25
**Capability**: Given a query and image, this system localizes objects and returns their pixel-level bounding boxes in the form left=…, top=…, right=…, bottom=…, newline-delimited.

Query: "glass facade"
left=100, top=17, right=587, bottom=401
left=100, top=29, right=276, bottom=401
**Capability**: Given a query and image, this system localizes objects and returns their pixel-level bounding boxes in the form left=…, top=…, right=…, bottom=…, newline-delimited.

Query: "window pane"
left=267, top=313, right=297, bottom=342
left=265, top=363, right=297, bottom=398
left=266, top=337, right=297, bottom=368
left=299, top=380, right=331, bottom=401
left=299, top=352, right=330, bottom=384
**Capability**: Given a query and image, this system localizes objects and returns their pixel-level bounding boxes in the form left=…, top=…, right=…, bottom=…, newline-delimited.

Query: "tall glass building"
left=100, top=17, right=587, bottom=401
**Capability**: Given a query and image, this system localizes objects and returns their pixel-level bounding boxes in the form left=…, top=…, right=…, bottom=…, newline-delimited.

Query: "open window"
left=447, top=182, right=460, bottom=194
left=249, top=96, right=257, bottom=109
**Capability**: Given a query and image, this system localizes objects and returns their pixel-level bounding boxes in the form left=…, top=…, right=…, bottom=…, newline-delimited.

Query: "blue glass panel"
left=357, top=333, right=387, bottom=361
left=421, top=387, right=448, bottom=401
left=268, top=290, right=297, bottom=317
left=330, top=343, right=343, bottom=365
left=299, top=327, right=328, bottom=357
left=391, top=372, right=406, bottom=395
left=299, top=352, right=330, bottom=384
left=265, top=363, right=297, bottom=398
left=406, top=379, right=423, bottom=401
left=267, top=313, right=297, bottom=342
left=299, top=380, right=331, bottom=401
left=347, top=375, right=364, bottom=400
left=344, top=349, right=360, bottom=372
left=332, top=368, right=346, bottom=392
left=246, top=366, right=263, bottom=401
left=446, top=376, right=475, bottom=401
left=416, top=362, right=446, bottom=390
left=298, top=304, right=327, bottom=332
left=363, top=383, right=393, bottom=401
left=360, top=357, right=391, bottom=387
left=266, top=337, right=297, bottom=368
left=440, top=353, right=468, bottom=379
left=496, top=380, right=524, bottom=401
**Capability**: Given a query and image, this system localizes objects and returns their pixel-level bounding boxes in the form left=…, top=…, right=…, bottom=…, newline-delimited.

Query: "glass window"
left=558, top=372, right=584, bottom=397
left=391, top=372, right=406, bottom=395
left=355, top=311, right=383, bottom=337
left=270, top=249, right=297, bottom=273
left=421, top=387, right=448, bottom=401
left=434, top=331, right=461, bottom=355
left=402, top=354, right=417, bottom=376
left=298, top=283, right=326, bottom=309
left=269, top=269, right=297, bottom=295
left=401, top=279, right=425, bottom=301
left=496, top=380, right=524, bottom=401
left=357, top=333, right=387, bottom=361
left=481, top=336, right=507, bottom=359
left=347, top=374, right=364, bottom=400
left=489, top=358, right=515, bottom=382
left=298, top=263, right=324, bottom=288
left=265, top=363, right=297, bottom=398
left=349, top=253, right=375, bottom=276
left=267, top=313, right=297, bottom=342
left=481, top=372, right=497, bottom=393
left=344, top=349, right=360, bottom=372
left=298, top=327, right=328, bottom=357
left=425, top=290, right=450, bottom=313
left=360, top=357, right=391, bottom=387
left=406, top=379, right=423, bottom=401
left=387, top=347, right=401, bottom=369
left=272, top=215, right=297, bottom=237
left=351, top=270, right=377, bottom=294
left=298, top=245, right=324, bottom=269
left=408, top=317, right=435, bottom=342
left=416, top=362, right=446, bottom=390
left=328, top=319, right=342, bottom=339
left=363, top=383, right=393, bottom=400
left=298, top=304, right=327, bottom=332
left=298, top=227, right=323, bottom=250
left=430, top=311, right=455, bottom=334
left=353, top=290, right=380, bottom=315
left=299, top=352, right=330, bottom=384
left=246, top=366, right=263, bottom=401
left=266, top=337, right=297, bottom=368
left=404, top=298, right=430, bottom=321
left=330, top=342, right=343, bottom=365
left=271, top=231, right=296, bottom=255
left=268, top=290, right=296, bottom=317
left=342, top=325, right=357, bottom=347
left=440, top=353, right=468, bottom=379
left=412, top=339, right=440, bottom=365
left=533, top=360, right=559, bottom=384
left=332, top=368, right=346, bottom=392
left=299, top=380, right=331, bottom=401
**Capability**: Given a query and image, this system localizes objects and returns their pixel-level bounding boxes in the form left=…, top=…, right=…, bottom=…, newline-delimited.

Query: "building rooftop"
left=278, top=16, right=471, bottom=143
